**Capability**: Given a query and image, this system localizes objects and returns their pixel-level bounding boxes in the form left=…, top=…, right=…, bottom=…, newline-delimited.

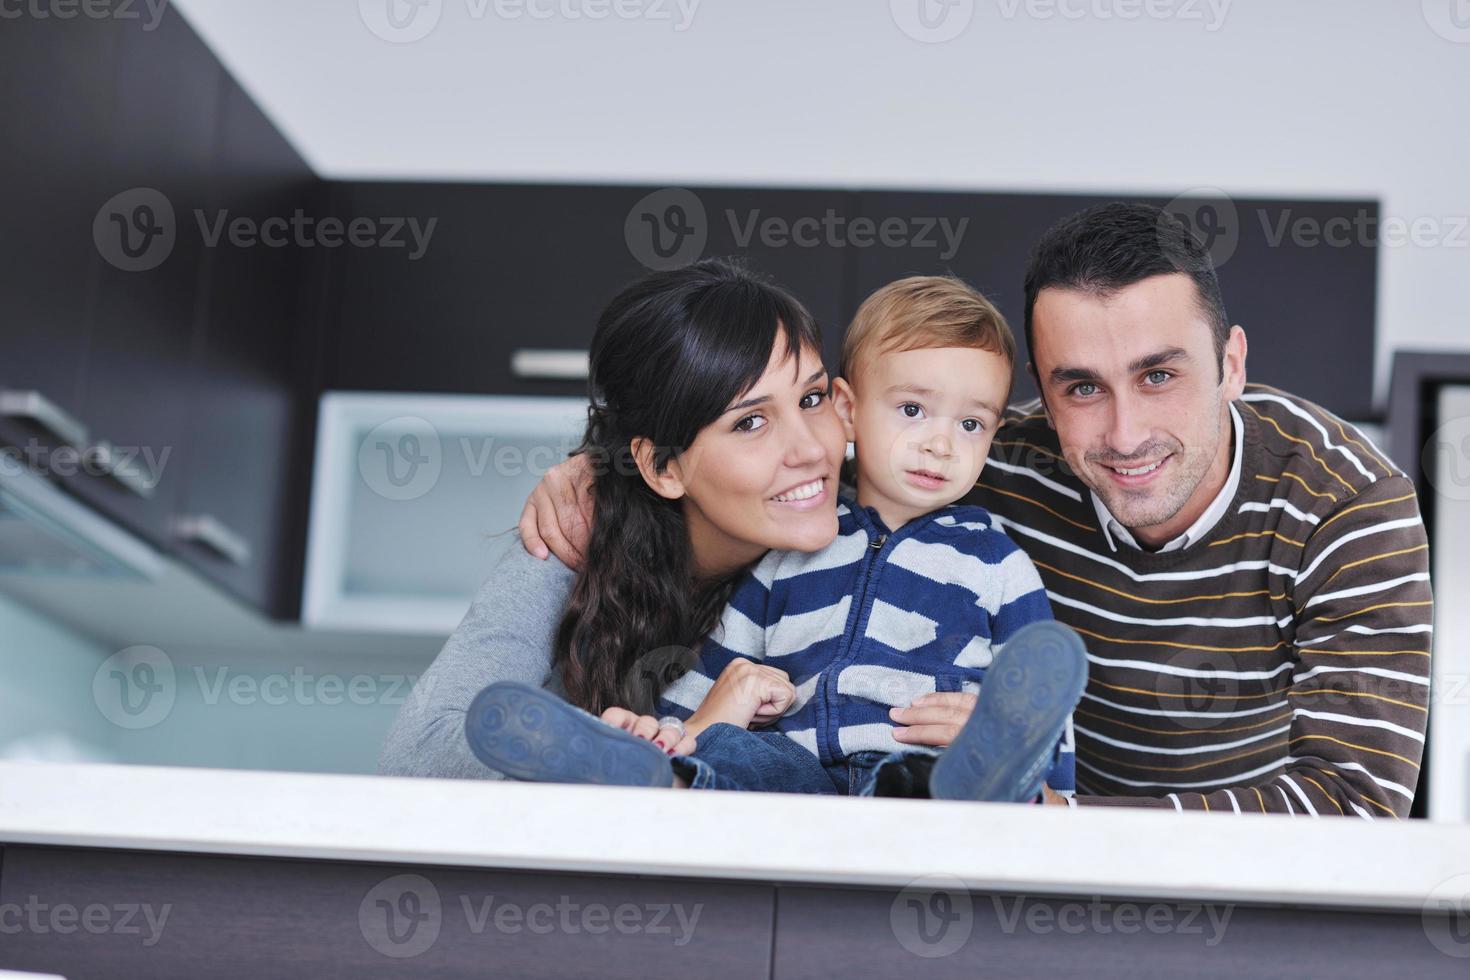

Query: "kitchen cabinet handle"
left=0, top=389, right=90, bottom=448
left=173, top=514, right=252, bottom=567
left=85, top=440, right=156, bottom=498
left=510, top=349, right=590, bottom=380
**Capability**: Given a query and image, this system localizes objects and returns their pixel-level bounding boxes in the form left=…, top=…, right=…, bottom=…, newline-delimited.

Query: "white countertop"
left=1, top=761, right=1465, bottom=912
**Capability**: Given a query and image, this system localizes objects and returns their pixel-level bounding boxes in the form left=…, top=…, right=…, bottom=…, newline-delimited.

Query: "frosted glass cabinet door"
left=303, top=392, right=587, bottom=633
left=1430, top=385, right=1470, bottom=823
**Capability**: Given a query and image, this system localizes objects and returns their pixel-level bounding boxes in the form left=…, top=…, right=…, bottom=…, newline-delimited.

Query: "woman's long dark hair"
left=555, top=258, right=823, bottom=715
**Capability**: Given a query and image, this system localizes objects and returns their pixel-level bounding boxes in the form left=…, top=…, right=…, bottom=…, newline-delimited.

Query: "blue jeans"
left=670, top=723, right=935, bottom=797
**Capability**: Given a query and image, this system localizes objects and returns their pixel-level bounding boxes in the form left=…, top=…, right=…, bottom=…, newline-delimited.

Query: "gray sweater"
left=377, top=536, right=575, bottom=779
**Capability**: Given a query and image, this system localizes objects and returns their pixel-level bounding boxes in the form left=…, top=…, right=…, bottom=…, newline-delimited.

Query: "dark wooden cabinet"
left=0, top=15, right=119, bottom=454
left=59, top=13, right=224, bottom=541
left=0, top=846, right=1458, bottom=980
left=328, top=183, right=853, bottom=394
left=0, top=846, right=776, bottom=980
left=848, top=191, right=1380, bottom=417
left=0, top=13, right=317, bottom=618
left=169, top=75, right=319, bottom=617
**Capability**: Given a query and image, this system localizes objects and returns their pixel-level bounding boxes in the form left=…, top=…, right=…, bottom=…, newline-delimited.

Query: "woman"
left=378, top=258, right=848, bottom=779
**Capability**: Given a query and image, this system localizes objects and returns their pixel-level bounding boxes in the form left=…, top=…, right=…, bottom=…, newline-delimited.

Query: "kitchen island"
left=0, top=761, right=1466, bottom=977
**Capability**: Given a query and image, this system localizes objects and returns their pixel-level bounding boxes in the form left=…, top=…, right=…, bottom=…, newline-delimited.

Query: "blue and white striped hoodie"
left=658, top=498, right=1075, bottom=795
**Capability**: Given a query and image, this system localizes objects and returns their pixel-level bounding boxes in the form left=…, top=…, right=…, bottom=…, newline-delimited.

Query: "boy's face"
left=834, top=346, right=1011, bottom=529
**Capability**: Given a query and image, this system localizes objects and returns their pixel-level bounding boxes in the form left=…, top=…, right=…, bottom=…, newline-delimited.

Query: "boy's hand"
left=889, top=692, right=977, bottom=747
left=600, top=706, right=697, bottom=756
left=518, top=454, right=596, bottom=566
left=685, top=660, right=796, bottom=737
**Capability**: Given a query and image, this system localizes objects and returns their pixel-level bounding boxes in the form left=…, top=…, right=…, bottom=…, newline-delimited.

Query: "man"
left=521, top=202, right=1432, bottom=817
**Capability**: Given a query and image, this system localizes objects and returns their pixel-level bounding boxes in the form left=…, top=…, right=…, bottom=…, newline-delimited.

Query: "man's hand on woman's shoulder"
left=519, top=454, right=596, bottom=566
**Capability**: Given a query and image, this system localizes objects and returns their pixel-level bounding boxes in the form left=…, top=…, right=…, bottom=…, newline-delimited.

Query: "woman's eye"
left=734, top=414, right=767, bottom=433
left=800, top=390, right=826, bottom=409
left=1145, top=370, right=1171, bottom=386
left=900, top=403, right=924, bottom=419
left=960, top=418, right=983, bottom=433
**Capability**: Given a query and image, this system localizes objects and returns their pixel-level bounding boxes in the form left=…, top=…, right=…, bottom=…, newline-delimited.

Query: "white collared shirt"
left=1090, top=402, right=1243, bottom=554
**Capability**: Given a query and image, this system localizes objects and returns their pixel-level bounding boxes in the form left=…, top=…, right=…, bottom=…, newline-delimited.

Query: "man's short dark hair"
left=1023, top=202, right=1230, bottom=380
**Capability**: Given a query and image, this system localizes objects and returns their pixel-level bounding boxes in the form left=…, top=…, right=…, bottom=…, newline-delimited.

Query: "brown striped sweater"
left=965, top=383, right=1432, bottom=817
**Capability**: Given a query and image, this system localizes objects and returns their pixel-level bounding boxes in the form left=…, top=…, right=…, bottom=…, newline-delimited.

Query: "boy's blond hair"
left=840, top=276, right=1016, bottom=394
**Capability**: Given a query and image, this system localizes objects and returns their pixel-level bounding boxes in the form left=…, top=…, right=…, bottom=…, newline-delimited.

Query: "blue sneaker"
left=929, top=621, right=1088, bottom=804
left=464, top=682, right=673, bottom=788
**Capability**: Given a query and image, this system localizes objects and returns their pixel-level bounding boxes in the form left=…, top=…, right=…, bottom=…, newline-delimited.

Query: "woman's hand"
left=518, top=454, right=596, bottom=566
left=685, top=659, right=796, bottom=737
left=600, top=707, right=697, bottom=756
left=889, top=692, right=977, bottom=748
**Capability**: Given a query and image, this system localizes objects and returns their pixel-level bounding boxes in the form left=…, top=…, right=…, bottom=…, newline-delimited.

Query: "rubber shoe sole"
left=464, top=682, right=673, bottom=788
left=929, top=620, right=1088, bottom=804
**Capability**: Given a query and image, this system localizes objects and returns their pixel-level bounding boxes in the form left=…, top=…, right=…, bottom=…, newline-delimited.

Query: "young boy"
left=467, top=276, right=1086, bottom=803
